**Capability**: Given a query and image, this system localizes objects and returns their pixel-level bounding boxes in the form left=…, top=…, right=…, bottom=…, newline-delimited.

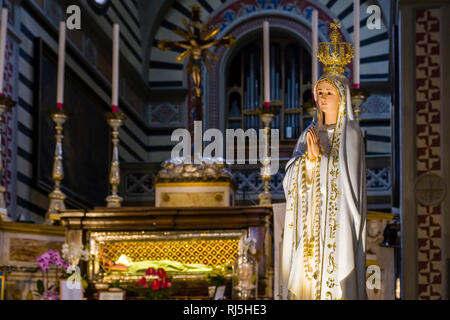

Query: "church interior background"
left=0, top=0, right=448, bottom=300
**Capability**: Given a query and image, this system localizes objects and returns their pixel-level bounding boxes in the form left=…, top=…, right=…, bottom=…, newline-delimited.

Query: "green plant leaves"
left=36, top=280, right=44, bottom=295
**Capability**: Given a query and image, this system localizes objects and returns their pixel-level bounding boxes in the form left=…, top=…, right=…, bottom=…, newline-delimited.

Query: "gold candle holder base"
left=258, top=181, right=272, bottom=206
left=351, top=87, right=370, bottom=121
left=105, top=112, right=127, bottom=208
left=46, top=109, right=68, bottom=225
left=257, top=106, right=279, bottom=206
left=0, top=96, right=16, bottom=221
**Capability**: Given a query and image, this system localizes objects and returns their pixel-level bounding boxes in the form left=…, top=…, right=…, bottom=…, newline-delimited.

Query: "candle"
left=112, top=24, right=119, bottom=113
left=312, top=9, right=318, bottom=99
left=56, top=21, right=66, bottom=109
left=263, top=20, right=270, bottom=108
left=0, top=8, right=8, bottom=96
left=353, top=0, right=360, bottom=89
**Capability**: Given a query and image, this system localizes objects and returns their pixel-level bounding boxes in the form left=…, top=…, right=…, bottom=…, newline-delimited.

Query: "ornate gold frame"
left=88, top=229, right=247, bottom=283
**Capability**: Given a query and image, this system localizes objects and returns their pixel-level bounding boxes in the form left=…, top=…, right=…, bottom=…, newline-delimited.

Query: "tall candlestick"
left=105, top=112, right=126, bottom=207
left=353, top=0, right=360, bottom=88
left=312, top=10, right=318, bottom=95
left=46, top=111, right=67, bottom=224
left=56, top=21, right=66, bottom=109
left=112, top=24, right=119, bottom=113
left=0, top=8, right=8, bottom=96
left=263, top=20, right=270, bottom=108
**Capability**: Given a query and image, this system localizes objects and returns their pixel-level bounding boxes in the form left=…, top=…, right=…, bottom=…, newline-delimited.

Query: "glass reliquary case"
left=59, top=206, right=273, bottom=298
left=88, top=230, right=245, bottom=284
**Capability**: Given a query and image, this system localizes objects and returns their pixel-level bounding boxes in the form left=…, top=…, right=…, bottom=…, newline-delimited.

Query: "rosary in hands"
left=306, top=127, right=320, bottom=161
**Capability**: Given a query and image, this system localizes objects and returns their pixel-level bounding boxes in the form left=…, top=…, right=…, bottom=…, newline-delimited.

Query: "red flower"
left=146, top=268, right=157, bottom=276
left=136, top=277, right=147, bottom=287
left=151, top=278, right=160, bottom=291
left=158, top=276, right=172, bottom=289
left=160, top=277, right=167, bottom=289
left=157, top=268, right=166, bottom=278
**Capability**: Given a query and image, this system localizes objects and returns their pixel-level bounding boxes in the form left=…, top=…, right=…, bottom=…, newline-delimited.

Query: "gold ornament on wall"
left=155, top=157, right=233, bottom=183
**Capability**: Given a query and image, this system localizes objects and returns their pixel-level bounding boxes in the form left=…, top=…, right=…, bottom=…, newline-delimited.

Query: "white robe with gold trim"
left=281, top=74, right=367, bottom=300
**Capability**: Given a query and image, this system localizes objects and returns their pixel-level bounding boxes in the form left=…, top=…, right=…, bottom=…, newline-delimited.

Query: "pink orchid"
left=40, top=252, right=51, bottom=262
left=36, top=257, right=50, bottom=271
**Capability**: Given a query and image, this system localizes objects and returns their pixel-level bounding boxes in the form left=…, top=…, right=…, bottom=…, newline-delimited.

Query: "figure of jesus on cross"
left=157, top=5, right=235, bottom=120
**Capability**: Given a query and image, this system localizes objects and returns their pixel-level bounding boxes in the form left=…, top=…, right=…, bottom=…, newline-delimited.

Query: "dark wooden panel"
left=33, top=38, right=110, bottom=209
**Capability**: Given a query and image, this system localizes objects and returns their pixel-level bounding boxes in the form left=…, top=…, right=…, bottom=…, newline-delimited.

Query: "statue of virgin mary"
left=281, top=22, right=367, bottom=300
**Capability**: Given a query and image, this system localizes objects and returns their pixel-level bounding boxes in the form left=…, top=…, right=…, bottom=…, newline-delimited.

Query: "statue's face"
left=316, top=80, right=340, bottom=116
left=368, top=220, right=382, bottom=237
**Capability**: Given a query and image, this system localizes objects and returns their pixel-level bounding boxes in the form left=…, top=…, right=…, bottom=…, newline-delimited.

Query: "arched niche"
left=204, top=13, right=343, bottom=132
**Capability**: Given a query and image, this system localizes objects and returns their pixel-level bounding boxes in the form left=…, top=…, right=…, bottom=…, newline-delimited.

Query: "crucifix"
left=157, top=5, right=235, bottom=121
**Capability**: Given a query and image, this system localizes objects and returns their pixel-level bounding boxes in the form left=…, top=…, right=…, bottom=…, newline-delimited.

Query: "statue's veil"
left=289, top=72, right=363, bottom=221
left=291, top=74, right=355, bottom=159
left=282, top=18, right=367, bottom=299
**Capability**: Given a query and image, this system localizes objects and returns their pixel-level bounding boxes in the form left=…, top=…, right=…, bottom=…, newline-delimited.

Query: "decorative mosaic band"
left=99, top=238, right=240, bottom=268
left=415, top=8, right=442, bottom=300
left=1, top=38, right=16, bottom=212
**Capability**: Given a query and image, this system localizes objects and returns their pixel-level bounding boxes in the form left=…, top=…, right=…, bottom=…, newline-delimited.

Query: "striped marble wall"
left=149, top=0, right=391, bottom=88
left=147, top=0, right=392, bottom=162
left=82, top=0, right=143, bottom=72
left=2, top=0, right=395, bottom=223
left=9, top=0, right=149, bottom=222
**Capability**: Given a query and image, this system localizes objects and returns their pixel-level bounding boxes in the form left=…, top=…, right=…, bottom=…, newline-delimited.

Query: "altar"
left=59, top=206, right=273, bottom=299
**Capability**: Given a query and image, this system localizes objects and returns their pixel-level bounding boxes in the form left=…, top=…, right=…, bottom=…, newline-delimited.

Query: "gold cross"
left=158, top=5, right=236, bottom=100
left=330, top=19, right=342, bottom=31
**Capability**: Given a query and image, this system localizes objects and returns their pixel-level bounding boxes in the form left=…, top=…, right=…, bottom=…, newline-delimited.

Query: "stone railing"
left=119, top=155, right=392, bottom=208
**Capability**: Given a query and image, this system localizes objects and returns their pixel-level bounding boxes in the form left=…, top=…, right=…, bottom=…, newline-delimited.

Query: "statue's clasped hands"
left=306, top=128, right=320, bottom=161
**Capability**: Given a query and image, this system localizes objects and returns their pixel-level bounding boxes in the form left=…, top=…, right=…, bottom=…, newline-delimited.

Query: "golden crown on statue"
left=318, top=20, right=354, bottom=75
